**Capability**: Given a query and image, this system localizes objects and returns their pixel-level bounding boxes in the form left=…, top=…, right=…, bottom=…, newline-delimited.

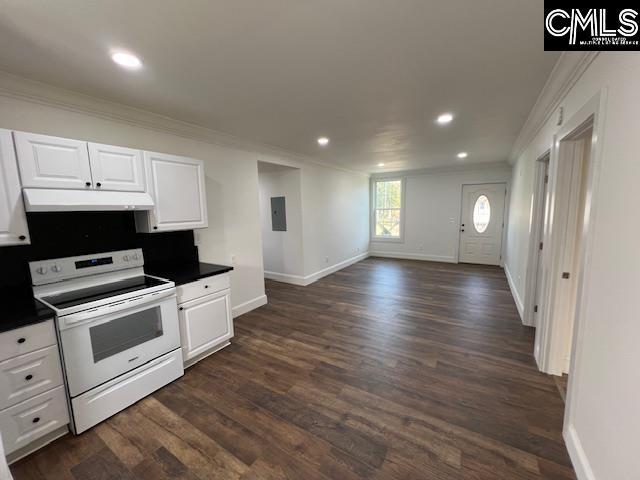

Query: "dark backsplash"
left=0, top=212, right=198, bottom=288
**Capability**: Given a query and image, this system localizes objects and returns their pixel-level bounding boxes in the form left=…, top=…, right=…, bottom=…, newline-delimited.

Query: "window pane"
left=473, top=195, right=491, bottom=233
left=375, top=180, right=401, bottom=209
left=375, top=209, right=401, bottom=237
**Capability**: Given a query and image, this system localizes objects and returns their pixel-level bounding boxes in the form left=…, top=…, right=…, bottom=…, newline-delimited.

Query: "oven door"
left=58, top=289, right=180, bottom=397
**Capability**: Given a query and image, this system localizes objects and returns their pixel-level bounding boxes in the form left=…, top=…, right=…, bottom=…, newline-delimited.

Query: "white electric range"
left=30, top=248, right=184, bottom=434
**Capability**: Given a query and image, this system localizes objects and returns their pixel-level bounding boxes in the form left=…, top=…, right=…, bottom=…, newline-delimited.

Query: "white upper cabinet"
left=14, top=131, right=92, bottom=190
left=136, top=151, right=208, bottom=232
left=87, top=143, right=145, bottom=192
left=0, top=129, right=30, bottom=246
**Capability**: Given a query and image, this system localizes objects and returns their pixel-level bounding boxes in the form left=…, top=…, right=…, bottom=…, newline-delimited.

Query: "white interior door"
left=458, top=183, right=506, bottom=265
left=88, top=143, right=145, bottom=192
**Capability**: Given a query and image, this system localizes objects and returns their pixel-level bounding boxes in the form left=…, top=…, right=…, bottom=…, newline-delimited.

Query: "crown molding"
left=509, top=52, right=599, bottom=164
left=0, top=70, right=368, bottom=177
left=371, top=161, right=511, bottom=179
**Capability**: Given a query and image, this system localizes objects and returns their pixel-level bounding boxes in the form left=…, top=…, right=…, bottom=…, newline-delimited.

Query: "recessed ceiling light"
left=317, top=137, right=330, bottom=146
left=111, top=51, right=142, bottom=69
left=378, top=163, right=385, bottom=167
left=436, top=113, right=454, bottom=125
left=457, top=152, right=468, bottom=159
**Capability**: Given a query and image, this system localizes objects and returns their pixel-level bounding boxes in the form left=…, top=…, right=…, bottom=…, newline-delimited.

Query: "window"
left=473, top=194, right=491, bottom=233
left=373, top=179, right=403, bottom=239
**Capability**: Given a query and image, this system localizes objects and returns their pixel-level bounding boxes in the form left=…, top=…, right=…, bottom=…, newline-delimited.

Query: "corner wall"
left=505, top=53, right=640, bottom=479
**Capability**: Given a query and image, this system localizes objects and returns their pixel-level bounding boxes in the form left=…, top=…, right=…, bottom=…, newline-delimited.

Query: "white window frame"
left=371, top=176, right=405, bottom=243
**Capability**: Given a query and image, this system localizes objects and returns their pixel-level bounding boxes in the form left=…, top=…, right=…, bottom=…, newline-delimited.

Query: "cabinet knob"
left=85, top=181, right=91, bottom=187
left=153, top=226, right=158, bottom=230
left=25, top=374, right=33, bottom=381
left=17, top=338, right=26, bottom=344
left=96, top=182, right=102, bottom=187
left=179, top=307, right=184, bottom=311
left=32, top=417, right=40, bottom=424
left=204, top=285, right=209, bottom=289
left=19, top=235, right=26, bottom=240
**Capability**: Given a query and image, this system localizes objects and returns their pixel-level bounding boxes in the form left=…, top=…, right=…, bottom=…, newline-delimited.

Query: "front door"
left=459, top=183, right=506, bottom=265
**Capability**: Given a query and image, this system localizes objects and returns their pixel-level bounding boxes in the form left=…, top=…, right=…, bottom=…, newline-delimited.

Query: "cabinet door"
left=13, top=132, right=92, bottom=189
left=88, top=143, right=145, bottom=192
left=179, top=290, right=233, bottom=362
left=144, top=151, right=208, bottom=231
left=0, top=129, right=30, bottom=246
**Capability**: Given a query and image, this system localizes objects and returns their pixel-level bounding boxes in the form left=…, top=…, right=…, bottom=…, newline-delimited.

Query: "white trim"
left=371, top=162, right=511, bottom=179
left=232, top=294, right=268, bottom=318
left=509, top=53, right=599, bottom=164
left=264, top=271, right=306, bottom=286
left=265, top=252, right=370, bottom=286
left=564, top=425, right=596, bottom=480
left=504, top=264, right=524, bottom=321
left=0, top=70, right=368, bottom=178
left=370, top=252, right=456, bottom=263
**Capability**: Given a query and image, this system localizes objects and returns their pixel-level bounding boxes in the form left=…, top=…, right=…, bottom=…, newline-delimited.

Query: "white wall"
left=300, top=162, right=370, bottom=278
left=505, top=53, right=640, bottom=479
left=370, top=165, right=512, bottom=262
left=258, top=166, right=304, bottom=277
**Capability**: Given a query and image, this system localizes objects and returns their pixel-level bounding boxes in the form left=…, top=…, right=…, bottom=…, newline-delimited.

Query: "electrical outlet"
left=193, top=230, right=202, bottom=246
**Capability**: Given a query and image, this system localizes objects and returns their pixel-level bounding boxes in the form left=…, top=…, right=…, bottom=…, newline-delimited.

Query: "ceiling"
left=0, top=1, right=558, bottom=173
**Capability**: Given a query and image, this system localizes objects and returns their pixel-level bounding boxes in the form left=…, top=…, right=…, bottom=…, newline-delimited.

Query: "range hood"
left=23, top=188, right=155, bottom=212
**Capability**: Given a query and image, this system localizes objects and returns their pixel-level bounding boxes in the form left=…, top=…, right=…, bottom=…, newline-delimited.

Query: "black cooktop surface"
left=42, top=275, right=170, bottom=310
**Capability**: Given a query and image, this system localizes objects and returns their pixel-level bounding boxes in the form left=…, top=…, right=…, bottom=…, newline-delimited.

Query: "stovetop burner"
left=41, top=275, right=169, bottom=310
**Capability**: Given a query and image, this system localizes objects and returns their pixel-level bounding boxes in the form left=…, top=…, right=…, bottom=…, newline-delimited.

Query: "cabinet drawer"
left=0, top=321, right=57, bottom=362
left=177, top=274, right=230, bottom=304
left=0, top=385, right=69, bottom=455
left=0, top=346, right=64, bottom=410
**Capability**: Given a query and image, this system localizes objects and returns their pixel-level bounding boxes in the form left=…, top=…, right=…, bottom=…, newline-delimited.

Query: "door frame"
left=457, top=182, right=507, bottom=265
left=534, top=90, right=607, bottom=381
left=522, top=152, right=550, bottom=327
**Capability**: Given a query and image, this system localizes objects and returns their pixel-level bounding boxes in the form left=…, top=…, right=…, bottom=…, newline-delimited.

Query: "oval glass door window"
left=473, top=195, right=491, bottom=233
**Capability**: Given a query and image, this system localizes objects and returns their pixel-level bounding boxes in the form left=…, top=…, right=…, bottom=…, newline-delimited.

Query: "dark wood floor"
left=11, top=258, right=575, bottom=480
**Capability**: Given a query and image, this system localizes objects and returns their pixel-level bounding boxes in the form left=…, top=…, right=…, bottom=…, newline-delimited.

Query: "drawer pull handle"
left=17, top=338, right=26, bottom=344
left=25, top=374, right=33, bottom=381
left=32, top=417, right=40, bottom=424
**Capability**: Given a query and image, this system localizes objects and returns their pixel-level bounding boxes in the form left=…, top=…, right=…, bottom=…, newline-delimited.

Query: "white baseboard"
left=265, top=252, right=369, bottom=287
left=504, top=263, right=524, bottom=322
left=232, top=294, right=267, bottom=318
left=564, top=424, right=596, bottom=480
left=264, top=270, right=306, bottom=286
left=369, top=251, right=457, bottom=263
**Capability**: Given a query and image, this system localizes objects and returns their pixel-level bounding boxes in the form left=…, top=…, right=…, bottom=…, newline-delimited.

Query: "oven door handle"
left=61, top=289, right=176, bottom=328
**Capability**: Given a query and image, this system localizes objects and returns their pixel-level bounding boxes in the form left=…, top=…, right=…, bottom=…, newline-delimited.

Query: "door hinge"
left=534, top=305, right=538, bottom=313
left=539, top=242, right=543, bottom=250
left=562, top=272, right=571, bottom=279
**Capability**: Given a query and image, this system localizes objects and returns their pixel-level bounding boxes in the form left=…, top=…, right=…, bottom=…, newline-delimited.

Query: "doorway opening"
left=257, top=161, right=304, bottom=284
left=458, top=183, right=506, bottom=266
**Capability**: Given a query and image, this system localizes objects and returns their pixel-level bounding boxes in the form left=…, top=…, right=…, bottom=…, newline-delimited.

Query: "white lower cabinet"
left=0, top=320, right=68, bottom=457
left=0, top=386, right=68, bottom=456
left=177, top=274, right=233, bottom=366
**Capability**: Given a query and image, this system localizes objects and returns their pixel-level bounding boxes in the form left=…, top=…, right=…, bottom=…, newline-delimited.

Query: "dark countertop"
left=0, top=285, right=55, bottom=333
left=145, top=261, right=233, bottom=286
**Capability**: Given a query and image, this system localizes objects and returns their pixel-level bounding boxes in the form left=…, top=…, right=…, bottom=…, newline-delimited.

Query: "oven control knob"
left=36, top=267, right=48, bottom=275
left=132, top=254, right=139, bottom=260
left=123, top=255, right=130, bottom=262
left=51, top=265, right=62, bottom=273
